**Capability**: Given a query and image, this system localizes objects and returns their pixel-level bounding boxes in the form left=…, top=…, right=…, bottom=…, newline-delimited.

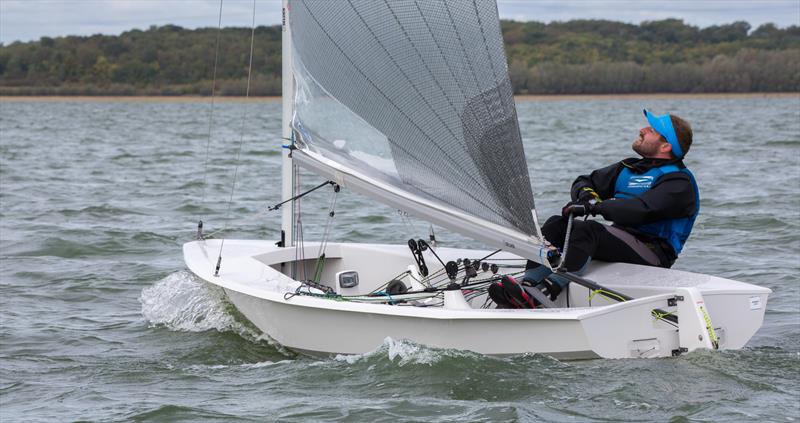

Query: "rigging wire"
left=198, top=0, right=224, bottom=228
left=199, top=181, right=334, bottom=240
left=318, top=186, right=339, bottom=255
left=214, top=0, right=258, bottom=276
left=294, top=166, right=307, bottom=280
left=312, top=184, right=339, bottom=282
left=397, top=210, right=421, bottom=239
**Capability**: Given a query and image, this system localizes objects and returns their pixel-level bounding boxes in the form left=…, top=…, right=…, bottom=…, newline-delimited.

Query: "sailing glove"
left=577, top=187, right=601, bottom=203
left=562, top=202, right=597, bottom=217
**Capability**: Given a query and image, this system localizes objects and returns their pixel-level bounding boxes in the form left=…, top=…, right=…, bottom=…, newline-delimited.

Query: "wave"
left=58, top=204, right=145, bottom=218
left=10, top=236, right=130, bottom=258
left=185, top=359, right=294, bottom=372
left=360, top=215, right=390, bottom=224
left=124, top=405, right=240, bottom=422
left=140, top=271, right=255, bottom=336
left=329, top=337, right=550, bottom=368
left=139, top=271, right=298, bottom=359
left=332, top=337, right=471, bottom=366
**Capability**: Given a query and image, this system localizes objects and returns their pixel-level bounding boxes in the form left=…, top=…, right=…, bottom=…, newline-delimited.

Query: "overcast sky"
left=1, top=0, right=798, bottom=44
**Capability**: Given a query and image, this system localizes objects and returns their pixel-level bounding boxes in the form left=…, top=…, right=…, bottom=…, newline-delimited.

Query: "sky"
left=1, top=0, right=798, bottom=44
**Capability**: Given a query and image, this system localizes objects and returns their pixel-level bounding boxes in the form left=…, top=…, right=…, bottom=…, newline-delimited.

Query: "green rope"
left=587, top=289, right=628, bottom=304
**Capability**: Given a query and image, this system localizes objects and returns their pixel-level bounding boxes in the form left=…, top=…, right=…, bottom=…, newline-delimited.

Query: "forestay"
left=288, top=0, right=553, bottom=264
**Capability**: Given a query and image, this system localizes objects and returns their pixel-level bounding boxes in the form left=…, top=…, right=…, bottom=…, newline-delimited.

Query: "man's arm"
left=594, top=173, right=697, bottom=226
left=570, top=162, right=623, bottom=201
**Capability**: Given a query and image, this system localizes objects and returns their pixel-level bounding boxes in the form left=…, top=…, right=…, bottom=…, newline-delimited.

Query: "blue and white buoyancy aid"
left=613, top=163, right=700, bottom=255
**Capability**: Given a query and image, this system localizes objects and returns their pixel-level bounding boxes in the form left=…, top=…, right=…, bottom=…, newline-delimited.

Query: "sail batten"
left=288, top=0, right=546, bottom=261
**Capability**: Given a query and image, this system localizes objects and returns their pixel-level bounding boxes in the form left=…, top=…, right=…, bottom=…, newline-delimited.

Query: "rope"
left=364, top=270, right=413, bottom=296
left=557, top=213, right=574, bottom=272
left=294, top=166, right=307, bottom=280
left=651, top=310, right=679, bottom=328
left=203, top=209, right=269, bottom=239
left=285, top=264, right=513, bottom=306
left=200, top=181, right=334, bottom=240
left=587, top=289, right=628, bottom=305
left=397, top=210, right=421, bottom=238
left=312, top=185, right=339, bottom=282
left=214, top=0, right=257, bottom=275
left=699, top=305, right=720, bottom=348
left=199, top=0, right=224, bottom=222
left=317, top=187, right=338, bottom=256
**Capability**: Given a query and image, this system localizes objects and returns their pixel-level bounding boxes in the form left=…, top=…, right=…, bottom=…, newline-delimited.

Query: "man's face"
left=632, top=126, right=666, bottom=157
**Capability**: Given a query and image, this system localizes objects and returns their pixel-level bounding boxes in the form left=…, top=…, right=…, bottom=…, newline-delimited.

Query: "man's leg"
left=591, top=225, right=661, bottom=266
left=538, top=215, right=662, bottom=269
left=522, top=216, right=662, bottom=291
left=492, top=215, right=630, bottom=307
left=540, top=215, right=595, bottom=272
left=517, top=215, right=594, bottom=300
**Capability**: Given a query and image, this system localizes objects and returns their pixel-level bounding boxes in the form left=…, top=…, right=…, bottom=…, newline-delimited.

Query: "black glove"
left=577, top=187, right=601, bottom=203
left=561, top=202, right=597, bottom=217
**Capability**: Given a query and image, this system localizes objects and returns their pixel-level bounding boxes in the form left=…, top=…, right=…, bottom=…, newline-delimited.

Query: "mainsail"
left=287, top=0, right=553, bottom=264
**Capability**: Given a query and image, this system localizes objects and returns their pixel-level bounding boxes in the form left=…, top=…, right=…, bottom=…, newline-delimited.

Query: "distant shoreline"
left=514, top=92, right=800, bottom=101
left=1, top=93, right=797, bottom=103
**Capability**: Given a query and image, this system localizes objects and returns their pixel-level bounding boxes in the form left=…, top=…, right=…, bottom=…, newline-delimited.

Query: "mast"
left=280, top=0, right=295, bottom=247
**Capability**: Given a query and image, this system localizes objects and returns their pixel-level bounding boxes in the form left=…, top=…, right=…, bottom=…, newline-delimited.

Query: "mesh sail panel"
left=290, top=0, right=537, bottom=235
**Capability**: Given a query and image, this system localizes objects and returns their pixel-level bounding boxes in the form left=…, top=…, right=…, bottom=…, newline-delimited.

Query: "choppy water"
left=1, top=96, right=798, bottom=422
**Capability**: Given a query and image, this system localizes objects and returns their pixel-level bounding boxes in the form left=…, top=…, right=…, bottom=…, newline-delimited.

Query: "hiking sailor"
left=490, top=109, right=699, bottom=308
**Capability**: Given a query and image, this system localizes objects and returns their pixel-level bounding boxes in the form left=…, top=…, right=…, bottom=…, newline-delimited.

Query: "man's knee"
left=568, top=220, right=605, bottom=243
left=543, top=215, right=566, bottom=228
left=542, top=215, right=567, bottom=245
left=542, top=215, right=606, bottom=250
left=545, top=219, right=605, bottom=253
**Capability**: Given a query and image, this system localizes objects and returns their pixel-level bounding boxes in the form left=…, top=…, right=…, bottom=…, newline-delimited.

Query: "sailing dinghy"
left=183, top=0, right=770, bottom=359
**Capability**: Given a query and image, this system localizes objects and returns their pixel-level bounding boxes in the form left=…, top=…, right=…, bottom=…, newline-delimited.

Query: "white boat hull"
left=183, top=239, right=770, bottom=359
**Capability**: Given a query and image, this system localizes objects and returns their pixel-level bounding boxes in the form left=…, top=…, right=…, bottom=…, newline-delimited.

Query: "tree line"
left=1, top=19, right=798, bottom=96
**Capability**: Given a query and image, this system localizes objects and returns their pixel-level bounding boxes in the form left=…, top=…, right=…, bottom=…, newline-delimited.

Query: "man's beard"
left=632, top=140, right=659, bottom=157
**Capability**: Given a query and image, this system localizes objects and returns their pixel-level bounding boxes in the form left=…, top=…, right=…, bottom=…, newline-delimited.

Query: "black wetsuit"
left=542, top=157, right=698, bottom=271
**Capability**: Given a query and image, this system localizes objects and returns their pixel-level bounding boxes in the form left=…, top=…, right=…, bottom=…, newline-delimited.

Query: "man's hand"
left=577, top=187, right=602, bottom=203
left=562, top=202, right=597, bottom=217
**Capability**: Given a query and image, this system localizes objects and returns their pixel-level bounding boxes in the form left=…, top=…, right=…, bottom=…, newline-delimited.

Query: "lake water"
left=1, top=95, right=798, bottom=422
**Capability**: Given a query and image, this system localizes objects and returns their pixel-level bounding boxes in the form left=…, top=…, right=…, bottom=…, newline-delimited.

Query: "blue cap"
left=643, top=109, right=683, bottom=159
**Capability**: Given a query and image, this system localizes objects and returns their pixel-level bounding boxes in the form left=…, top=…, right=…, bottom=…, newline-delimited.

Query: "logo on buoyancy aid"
left=628, top=175, right=654, bottom=188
